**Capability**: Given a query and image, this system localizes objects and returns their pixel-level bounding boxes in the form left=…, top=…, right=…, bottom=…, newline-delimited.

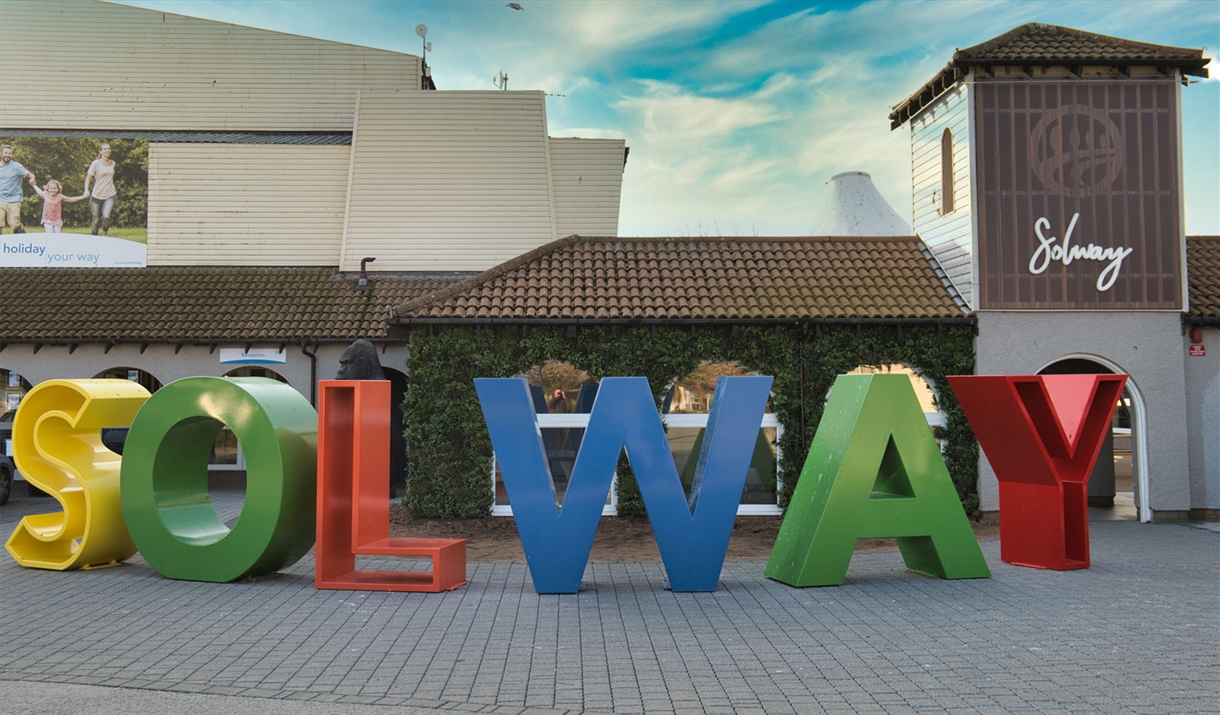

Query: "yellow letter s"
left=5, top=380, right=149, bottom=570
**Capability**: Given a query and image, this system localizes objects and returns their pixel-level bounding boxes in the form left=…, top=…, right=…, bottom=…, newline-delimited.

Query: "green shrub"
left=402, top=323, right=979, bottom=519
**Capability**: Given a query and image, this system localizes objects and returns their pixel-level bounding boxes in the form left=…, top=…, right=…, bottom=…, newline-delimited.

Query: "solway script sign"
left=974, top=78, right=1183, bottom=310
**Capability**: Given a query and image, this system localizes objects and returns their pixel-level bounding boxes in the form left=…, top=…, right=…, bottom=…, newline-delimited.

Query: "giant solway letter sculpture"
left=315, top=379, right=466, bottom=592
left=120, top=377, right=318, bottom=582
left=765, top=374, right=990, bottom=587
left=476, top=375, right=772, bottom=593
left=948, top=374, right=1126, bottom=570
left=5, top=380, right=149, bottom=570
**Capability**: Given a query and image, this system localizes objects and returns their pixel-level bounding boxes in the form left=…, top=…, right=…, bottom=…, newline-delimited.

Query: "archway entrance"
left=383, top=367, right=409, bottom=498
left=94, top=366, right=163, bottom=393
left=215, top=366, right=291, bottom=472
left=1038, top=357, right=1148, bottom=522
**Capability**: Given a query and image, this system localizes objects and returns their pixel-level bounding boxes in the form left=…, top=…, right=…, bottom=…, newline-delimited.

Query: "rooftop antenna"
left=493, top=71, right=508, bottom=90
left=415, top=24, right=431, bottom=64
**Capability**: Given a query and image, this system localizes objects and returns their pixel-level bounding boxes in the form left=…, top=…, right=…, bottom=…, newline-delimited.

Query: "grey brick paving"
left=0, top=487, right=1216, bottom=713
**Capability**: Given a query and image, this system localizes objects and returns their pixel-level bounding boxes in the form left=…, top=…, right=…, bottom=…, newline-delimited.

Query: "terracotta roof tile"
left=955, top=23, right=1206, bottom=64
left=392, top=236, right=967, bottom=322
left=0, top=267, right=460, bottom=343
left=1188, top=236, right=1220, bottom=318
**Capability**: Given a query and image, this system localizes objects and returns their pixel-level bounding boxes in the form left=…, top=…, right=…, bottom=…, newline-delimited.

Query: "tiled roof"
left=955, top=23, right=1207, bottom=65
left=391, top=236, right=968, bottom=323
left=890, top=24, right=1209, bottom=128
left=0, top=267, right=461, bottom=343
left=1187, top=236, right=1220, bottom=318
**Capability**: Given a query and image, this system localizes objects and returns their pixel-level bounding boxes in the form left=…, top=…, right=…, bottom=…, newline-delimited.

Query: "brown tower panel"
left=975, top=79, right=1183, bottom=310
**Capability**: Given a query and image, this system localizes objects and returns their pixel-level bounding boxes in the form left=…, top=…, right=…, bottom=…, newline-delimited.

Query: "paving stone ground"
left=0, top=485, right=1216, bottom=714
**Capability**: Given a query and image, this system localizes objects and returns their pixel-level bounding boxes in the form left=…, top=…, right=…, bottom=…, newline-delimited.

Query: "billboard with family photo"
left=0, top=136, right=148, bottom=267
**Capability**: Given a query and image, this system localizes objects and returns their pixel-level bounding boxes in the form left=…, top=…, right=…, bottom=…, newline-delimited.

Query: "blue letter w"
left=475, top=375, right=772, bottom=593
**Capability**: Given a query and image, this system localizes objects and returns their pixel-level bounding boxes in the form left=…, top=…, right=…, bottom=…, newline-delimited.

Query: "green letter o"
left=121, top=377, right=317, bottom=582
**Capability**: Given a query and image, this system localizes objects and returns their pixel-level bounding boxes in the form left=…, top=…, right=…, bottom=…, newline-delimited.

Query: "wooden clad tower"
left=890, top=23, right=1209, bottom=312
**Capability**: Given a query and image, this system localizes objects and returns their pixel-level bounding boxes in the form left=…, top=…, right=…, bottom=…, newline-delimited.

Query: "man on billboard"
left=0, top=145, right=36, bottom=234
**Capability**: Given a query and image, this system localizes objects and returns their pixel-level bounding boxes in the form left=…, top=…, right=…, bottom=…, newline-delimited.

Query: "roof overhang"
left=889, top=24, right=1211, bottom=130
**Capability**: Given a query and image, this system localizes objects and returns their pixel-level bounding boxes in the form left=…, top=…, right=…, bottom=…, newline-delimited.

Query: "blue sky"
left=122, top=0, right=1219, bottom=236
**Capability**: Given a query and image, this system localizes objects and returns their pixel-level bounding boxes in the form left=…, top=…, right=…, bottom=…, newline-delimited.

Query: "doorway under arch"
left=1038, top=356, right=1150, bottom=523
left=1, top=368, right=33, bottom=418
left=214, top=366, right=291, bottom=475
left=382, top=367, right=409, bottom=497
left=93, top=366, right=163, bottom=393
left=223, top=365, right=289, bottom=383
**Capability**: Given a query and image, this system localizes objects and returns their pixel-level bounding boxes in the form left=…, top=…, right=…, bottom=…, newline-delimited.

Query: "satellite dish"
left=415, top=24, right=428, bottom=38
left=493, top=71, right=508, bottom=90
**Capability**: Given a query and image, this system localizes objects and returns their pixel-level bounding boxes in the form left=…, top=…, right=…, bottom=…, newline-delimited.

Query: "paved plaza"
left=0, top=484, right=1216, bottom=714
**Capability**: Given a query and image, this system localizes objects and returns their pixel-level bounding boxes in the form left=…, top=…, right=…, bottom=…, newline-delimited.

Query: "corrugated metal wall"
left=148, top=144, right=349, bottom=265
left=550, top=138, right=626, bottom=238
left=910, top=84, right=974, bottom=307
left=340, top=91, right=558, bottom=272
left=0, top=0, right=419, bottom=132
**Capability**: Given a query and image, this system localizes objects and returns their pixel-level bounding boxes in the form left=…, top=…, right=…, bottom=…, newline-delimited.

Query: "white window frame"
left=663, top=412, right=785, bottom=516
left=490, top=412, right=618, bottom=516
left=489, top=409, right=945, bottom=517
left=490, top=412, right=785, bottom=517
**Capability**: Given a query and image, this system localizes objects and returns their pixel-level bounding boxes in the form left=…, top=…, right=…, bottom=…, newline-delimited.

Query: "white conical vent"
left=810, top=171, right=911, bottom=236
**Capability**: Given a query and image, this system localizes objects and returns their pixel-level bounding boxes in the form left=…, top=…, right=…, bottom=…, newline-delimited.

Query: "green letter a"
left=765, top=374, right=990, bottom=586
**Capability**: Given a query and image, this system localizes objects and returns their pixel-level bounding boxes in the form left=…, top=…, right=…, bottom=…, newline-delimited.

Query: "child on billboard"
left=31, top=180, right=88, bottom=233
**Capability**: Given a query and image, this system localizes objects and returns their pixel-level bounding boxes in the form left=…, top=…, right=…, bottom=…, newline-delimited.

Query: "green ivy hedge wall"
left=401, top=323, right=978, bottom=520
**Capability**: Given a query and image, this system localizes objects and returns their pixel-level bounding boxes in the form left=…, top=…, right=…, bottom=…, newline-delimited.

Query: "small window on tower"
left=941, top=129, right=955, bottom=214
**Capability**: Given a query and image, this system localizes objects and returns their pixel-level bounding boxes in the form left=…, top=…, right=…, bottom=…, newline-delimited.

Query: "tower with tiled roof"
left=891, top=23, right=1213, bottom=522
left=891, top=22, right=1208, bottom=311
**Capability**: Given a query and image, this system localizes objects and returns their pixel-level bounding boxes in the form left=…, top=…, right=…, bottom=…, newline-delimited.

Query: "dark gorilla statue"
left=335, top=339, right=385, bottom=381
left=334, top=339, right=407, bottom=497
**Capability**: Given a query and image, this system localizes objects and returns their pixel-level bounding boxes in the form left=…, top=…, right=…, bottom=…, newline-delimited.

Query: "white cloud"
left=558, top=1, right=762, bottom=51
left=710, top=157, right=783, bottom=190
left=616, top=80, right=787, bottom=140
left=614, top=0, right=1218, bottom=235
left=612, top=82, right=822, bottom=236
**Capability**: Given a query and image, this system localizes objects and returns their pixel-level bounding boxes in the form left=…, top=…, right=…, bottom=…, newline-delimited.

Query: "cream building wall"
left=148, top=144, right=351, bottom=265
left=976, top=312, right=1191, bottom=521
left=550, top=138, right=628, bottom=239
left=1184, top=326, right=1220, bottom=513
left=0, top=0, right=420, bottom=132
left=340, top=91, right=558, bottom=272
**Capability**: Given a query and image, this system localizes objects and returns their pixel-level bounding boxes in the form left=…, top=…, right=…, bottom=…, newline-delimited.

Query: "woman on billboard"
left=83, top=143, right=117, bottom=236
